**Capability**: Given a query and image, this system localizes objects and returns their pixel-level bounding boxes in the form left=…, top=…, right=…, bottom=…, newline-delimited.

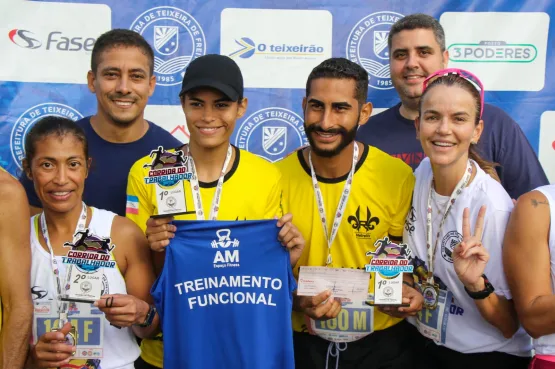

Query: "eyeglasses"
left=422, top=68, right=485, bottom=119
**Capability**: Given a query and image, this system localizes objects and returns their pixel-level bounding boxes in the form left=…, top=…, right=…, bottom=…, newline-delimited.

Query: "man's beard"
left=304, top=117, right=359, bottom=158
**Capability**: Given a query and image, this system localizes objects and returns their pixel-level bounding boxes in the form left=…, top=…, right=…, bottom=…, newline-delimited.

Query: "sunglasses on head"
left=422, top=68, right=485, bottom=119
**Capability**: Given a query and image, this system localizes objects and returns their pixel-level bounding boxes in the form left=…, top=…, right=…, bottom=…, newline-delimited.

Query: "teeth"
left=433, top=142, right=455, bottom=147
left=114, top=101, right=132, bottom=106
left=200, top=127, right=218, bottom=132
left=317, top=132, right=335, bottom=137
left=52, top=191, right=70, bottom=196
left=406, top=76, right=422, bottom=80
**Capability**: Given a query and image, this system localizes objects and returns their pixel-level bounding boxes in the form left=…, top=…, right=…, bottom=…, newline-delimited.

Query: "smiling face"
left=26, top=134, right=90, bottom=214
left=181, top=88, right=247, bottom=150
left=303, top=77, right=372, bottom=158
left=87, top=46, right=155, bottom=127
left=416, top=84, right=483, bottom=170
left=390, top=28, right=448, bottom=109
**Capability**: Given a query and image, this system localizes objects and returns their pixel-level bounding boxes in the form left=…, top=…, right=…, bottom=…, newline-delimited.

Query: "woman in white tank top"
left=22, top=116, right=160, bottom=369
left=504, top=185, right=555, bottom=369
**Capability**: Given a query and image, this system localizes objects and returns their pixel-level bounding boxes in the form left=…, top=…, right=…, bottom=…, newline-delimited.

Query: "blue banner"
left=1, top=0, right=553, bottom=180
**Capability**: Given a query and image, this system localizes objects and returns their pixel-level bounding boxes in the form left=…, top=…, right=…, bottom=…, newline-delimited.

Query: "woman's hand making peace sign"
left=453, top=206, right=489, bottom=291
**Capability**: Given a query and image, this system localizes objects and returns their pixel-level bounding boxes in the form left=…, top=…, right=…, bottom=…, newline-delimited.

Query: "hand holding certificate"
left=297, top=266, right=370, bottom=301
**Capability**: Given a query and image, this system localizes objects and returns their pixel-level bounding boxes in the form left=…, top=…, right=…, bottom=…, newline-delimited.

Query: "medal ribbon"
left=309, top=143, right=359, bottom=266
left=40, top=202, right=87, bottom=328
left=189, top=144, right=233, bottom=220
left=426, top=161, right=473, bottom=284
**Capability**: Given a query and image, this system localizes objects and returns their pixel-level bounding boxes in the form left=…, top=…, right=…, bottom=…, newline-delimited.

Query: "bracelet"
left=403, top=281, right=415, bottom=289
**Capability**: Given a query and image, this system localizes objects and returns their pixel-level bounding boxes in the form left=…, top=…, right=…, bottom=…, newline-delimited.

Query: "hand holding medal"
left=453, top=206, right=490, bottom=290
left=30, top=321, right=76, bottom=368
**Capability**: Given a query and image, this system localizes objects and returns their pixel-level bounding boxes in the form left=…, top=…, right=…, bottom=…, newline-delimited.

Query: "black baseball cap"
left=178, top=54, right=244, bottom=102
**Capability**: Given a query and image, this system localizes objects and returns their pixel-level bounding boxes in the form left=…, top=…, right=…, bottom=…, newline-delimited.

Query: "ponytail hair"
left=469, top=143, right=500, bottom=183
left=420, top=73, right=501, bottom=183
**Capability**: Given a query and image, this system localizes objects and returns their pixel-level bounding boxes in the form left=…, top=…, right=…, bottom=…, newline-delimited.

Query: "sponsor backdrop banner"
left=1, top=1, right=554, bottom=181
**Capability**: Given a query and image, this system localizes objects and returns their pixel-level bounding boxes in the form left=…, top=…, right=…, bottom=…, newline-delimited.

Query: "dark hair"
left=24, top=116, right=88, bottom=164
left=388, top=13, right=446, bottom=52
left=91, top=29, right=154, bottom=75
left=419, top=74, right=500, bottom=182
left=306, top=58, right=368, bottom=106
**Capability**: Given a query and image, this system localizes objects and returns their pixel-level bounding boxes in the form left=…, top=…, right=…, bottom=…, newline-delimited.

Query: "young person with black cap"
left=126, top=54, right=305, bottom=369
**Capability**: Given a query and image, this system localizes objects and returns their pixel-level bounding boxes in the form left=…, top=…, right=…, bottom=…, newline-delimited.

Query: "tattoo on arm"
left=531, top=199, right=549, bottom=207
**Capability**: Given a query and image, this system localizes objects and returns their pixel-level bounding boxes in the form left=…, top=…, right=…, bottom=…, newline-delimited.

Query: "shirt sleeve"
left=19, top=172, right=41, bottom=207
left=264, top=170, right=284, bottom=219
left=125, top=160, right=154, bottom=233
left=389, top=170, right=416, bottom=238
left=490, top=108, right=549, bottom=199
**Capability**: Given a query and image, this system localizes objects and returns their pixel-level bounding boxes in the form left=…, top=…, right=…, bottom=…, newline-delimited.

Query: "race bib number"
left=33, top=301, right=104, bottom=359
left=307, top=300, right=374, bottom=343
left=415, top=288, right=452, bottom=344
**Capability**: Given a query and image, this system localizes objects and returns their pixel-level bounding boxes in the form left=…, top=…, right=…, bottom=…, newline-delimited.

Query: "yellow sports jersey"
left=275, top=144, right=415, bottom=337
left=126, top=145, right=283, bottom=368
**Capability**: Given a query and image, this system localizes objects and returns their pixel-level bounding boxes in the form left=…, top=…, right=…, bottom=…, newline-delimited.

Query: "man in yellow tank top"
left=126, top=55, right=304, bottom=368
left=0, top=167, right=33, bottom=368
left=275, top=58, right=424, bottom=368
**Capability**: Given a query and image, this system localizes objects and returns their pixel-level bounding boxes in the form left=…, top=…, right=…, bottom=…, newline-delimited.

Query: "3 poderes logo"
left=8, top=29, right=96, bottom=51
left=448, top=41, right=538, bottom=63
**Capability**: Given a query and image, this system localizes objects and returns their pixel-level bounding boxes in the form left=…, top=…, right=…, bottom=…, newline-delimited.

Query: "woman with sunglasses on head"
left=504, top=185, right=555, bottom=369
left=403, top=68, right=532, bottom=368
left=23, top=116, right=160, bottom=369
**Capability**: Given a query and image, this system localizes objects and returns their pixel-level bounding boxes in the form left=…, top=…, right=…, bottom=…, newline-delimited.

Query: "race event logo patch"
left=346, top=11, right=404, bottom=90
left=234, top=107, right=308, bottom=162
left=10, top=103, right=83, bottom=169
left=62, top=229, right=116, bottom=272
left=143, top=146, right=192, bottom=186
left=365, top=237, right=413, bottom=278
left=130, top=6, right=206, bottom=86
left=440, top=230, right=463, bottom=263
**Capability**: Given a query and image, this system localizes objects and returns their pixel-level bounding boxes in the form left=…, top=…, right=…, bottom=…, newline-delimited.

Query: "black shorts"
left=293, top=319, right=418, bottom=369
left=415, top=333, right=531, bottom=369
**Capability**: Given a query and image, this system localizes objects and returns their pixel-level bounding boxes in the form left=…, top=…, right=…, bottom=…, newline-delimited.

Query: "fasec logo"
left=8, top=29, right=95, bottom=51
left=9, top=29, right=41, bottom=49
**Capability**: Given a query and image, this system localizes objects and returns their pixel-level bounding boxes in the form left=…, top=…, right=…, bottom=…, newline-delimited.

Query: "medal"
left=421, top=280, right=440, bottom=310
left=424, top=161, right=473, bottom=309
